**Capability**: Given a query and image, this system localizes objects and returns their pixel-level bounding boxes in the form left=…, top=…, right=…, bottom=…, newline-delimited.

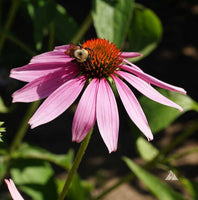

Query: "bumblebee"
left=65, top=43, right=92, bottom=63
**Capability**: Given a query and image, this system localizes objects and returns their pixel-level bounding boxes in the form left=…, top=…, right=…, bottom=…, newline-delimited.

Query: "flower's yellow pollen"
left=78, top=38, right=122, bottom=78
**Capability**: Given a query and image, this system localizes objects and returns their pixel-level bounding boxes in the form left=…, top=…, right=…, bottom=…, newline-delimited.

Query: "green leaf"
left=33, top=1, right=57, bottom=50
left=0, top=122, right=5, bottom=142
left=10, top=159, right=57, bottom=200
left=180, top=177, right=198, bottom=200
left=136, top=137, right=159, bottom=161
left=92, top=0, right=134, bottom=48
left=124, top=157, right=187, bottom=200
left=0, top=156, right=7, bottom=180
left=139, top=89, right=198, bottom=133
left=15, top=143, right=74, bottom=170
left=67, top=175, right=87, bottom=200
left=128, top=4, right=162, bottom=62
left=54, top=4, right=78, bottom=43
left=29, top=1, right=77, bottom=50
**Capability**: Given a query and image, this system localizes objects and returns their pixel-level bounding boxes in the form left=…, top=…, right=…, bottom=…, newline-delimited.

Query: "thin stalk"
left=9, top=101, right=41, bottom=153
left=0, top=0, right=21, bottom=53
left=94, top=173, right=134, bottom=200
left=93, top=159, right=156, bottom=200
left=71, top=12, right=93, bottom=44
left=58, top=128, right=93, bottom=200
left=166, top=147, right=198, bottom=161
left=48, top=21, right=55, bottom=51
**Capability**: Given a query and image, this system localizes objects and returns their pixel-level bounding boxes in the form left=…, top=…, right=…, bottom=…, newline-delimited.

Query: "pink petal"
left=112, top=75, right=153, bottom=141
left=12, top=66, right=79, bottom=102
left=121, top=52, right=142, bottom=58
left=122, top=59, right=143, bottom=72
left=54, top=45, right=70, bottom=51
left=96, top=78, right=119, bottom=153
left=72, top=78, right=99, bottom=142
left=121, top=64, right=186, bottom=94
left=29, top=75, right=86, bottom=128
left=116, top=71, right=183, bottom=112
left=30, top=51, right=72, bottom=64
left=5, top=179, right=24, bottom=200
left=10, top=62, right=77, bottom=82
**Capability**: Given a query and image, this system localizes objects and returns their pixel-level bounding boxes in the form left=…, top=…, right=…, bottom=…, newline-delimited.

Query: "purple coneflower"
left=5, top=179, right=24, bottom=200
left=10, top=38, right=186, bottom=153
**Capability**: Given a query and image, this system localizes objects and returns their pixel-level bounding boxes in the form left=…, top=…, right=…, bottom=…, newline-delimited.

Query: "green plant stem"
left=71, top=12, right=93, bottom=44
left=9, top=101, right=41, bottom=153
left=48, top=21, right=55, bottom=51
left=166, top=147, right=198, bottom=161
left=0, top=0, right=21, bottom=53
left=58, top=128, right=93, bottom=200
left=94, top=173, right=134, bottom=200
left=94, top=159, right=156, bottom=200
left=94, top=119, right=198, bottom=199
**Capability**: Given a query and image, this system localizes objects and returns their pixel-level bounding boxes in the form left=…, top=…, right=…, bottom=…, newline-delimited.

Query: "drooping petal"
left=112, top=74, right=153, bottom=141
left=72, top=78, right=99, bottom=142
left=12, top=66, right=79, bottom=102
left=122, top=59, right=143, bottom=72
left=5, top=179, right=24, bottom=200
left=116, top=71, right=183, bottom=112
left=96, top=78, right=119, bottom=153
left=30, top=50, right=72, bottom=64
left=121, top=52, right=142, bottom=58
left=29, top=75, right=86, bottom=128
left=10, top=62, right=77, bottom=82
left=121, top=64, right=186, bottom=94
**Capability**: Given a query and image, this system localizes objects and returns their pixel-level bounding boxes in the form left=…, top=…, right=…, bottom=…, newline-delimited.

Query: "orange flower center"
left=79, top=38, right=122, bottom=78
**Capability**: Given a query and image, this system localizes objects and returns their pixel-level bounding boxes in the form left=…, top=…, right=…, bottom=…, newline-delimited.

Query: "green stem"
left=0, top=0, right=21, bottom=53
left=48, top=21, right=55, bottom=51
left=93, top=158, right=157, bottom=200
left=94, top=173, right=134, bottom=200
left=9, top=101, right=41, bottom=153
left=58, top=128, right=93, bottom=200
left=71, top=12, right=93, bottom=44
left=166, top=147, right=198, bottom=161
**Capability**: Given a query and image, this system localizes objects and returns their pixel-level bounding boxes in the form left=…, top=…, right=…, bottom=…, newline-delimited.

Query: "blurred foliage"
left=128, top=3, right=162, bottom=62
left=0, top=122, right=5, bottom=142
left=0, top=0, right=197, bottom=200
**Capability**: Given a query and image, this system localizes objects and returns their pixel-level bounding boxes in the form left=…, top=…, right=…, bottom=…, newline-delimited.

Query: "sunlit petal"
left=12, top=67, right=78, bottom=102
left=72, top=78, right=99, bottom=142
left=117, top=70, right=183, bottom=111
left=29, top=76, right=86, bottom=128
left=112, top=74, right=153, bottom=141
left=97, top=78, right=119, bottom=153
left=10, top=62, right=77, bottom=82
left=121, top=64, right=186, bottom=94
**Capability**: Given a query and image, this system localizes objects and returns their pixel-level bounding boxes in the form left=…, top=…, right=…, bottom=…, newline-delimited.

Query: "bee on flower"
left=10, top=38, right=186, bottom=153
